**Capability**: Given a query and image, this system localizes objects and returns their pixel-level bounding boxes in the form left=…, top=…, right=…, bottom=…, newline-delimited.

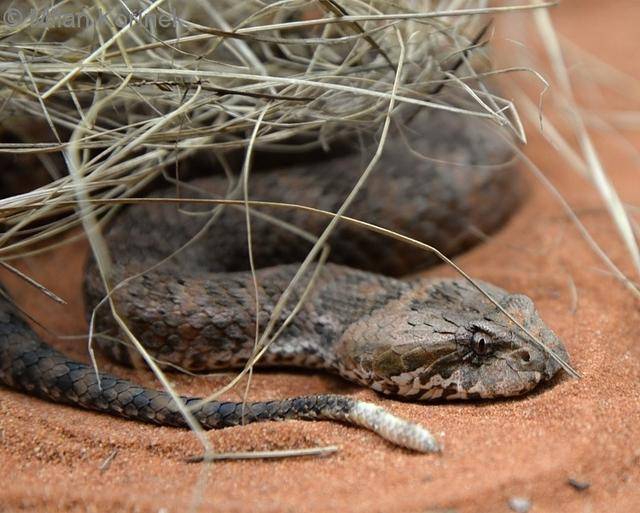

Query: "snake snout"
left=485, top=325, right=569, bottom=397
left=510, top=325, right=569, bottom=383
left=499, top=292, right=570, bottom=382
left=539, top=327, right=571, bottom=380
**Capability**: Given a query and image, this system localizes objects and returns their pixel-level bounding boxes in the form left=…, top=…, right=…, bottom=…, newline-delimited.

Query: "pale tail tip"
left=349, top=400, right=441, bottom=454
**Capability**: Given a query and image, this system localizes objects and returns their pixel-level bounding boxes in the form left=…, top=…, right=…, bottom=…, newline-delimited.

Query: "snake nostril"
left=521, top=351, right=531, bottom=363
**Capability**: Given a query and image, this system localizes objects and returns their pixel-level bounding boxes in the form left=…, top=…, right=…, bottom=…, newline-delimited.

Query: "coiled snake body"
left=0, top=110, right=570, bottom=452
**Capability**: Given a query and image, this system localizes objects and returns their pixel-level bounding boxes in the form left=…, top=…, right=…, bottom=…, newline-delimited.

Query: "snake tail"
left=0, top=296, right=438, bottom=453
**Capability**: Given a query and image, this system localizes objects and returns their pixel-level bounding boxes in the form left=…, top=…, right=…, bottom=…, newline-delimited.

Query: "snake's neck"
left=256, top=265, right=411, bottom=373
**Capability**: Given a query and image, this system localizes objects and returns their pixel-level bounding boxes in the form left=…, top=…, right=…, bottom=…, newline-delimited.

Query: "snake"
left=0, top=108, right=571, bottom=453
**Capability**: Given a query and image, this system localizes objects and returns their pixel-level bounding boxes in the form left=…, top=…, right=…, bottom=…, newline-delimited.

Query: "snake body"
left=0, top=110, right=570, bottom=452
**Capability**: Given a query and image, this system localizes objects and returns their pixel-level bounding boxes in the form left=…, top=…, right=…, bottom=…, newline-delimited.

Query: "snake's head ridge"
left=350, top=278, right=571, bottom=401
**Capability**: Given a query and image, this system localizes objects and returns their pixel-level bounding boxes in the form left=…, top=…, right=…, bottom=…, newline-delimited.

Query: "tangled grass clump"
left=0, top=0, right=533, bottom=258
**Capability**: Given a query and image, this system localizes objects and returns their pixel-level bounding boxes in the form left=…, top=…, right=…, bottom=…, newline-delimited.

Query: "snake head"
left=445, top=286, right=571, bottom=400
left=338, top=278, right=571, bottom=401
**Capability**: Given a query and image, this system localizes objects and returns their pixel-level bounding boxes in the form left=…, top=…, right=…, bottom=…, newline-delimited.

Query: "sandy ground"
left=1, top=2, right=640, bottom=512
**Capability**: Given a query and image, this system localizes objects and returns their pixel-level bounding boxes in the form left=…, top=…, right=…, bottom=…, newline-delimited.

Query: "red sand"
left=1, top=2, right=640, bottom=512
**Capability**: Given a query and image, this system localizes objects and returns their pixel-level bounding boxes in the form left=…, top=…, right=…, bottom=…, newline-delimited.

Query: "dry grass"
left=0, top=0, right=535, bottom=249
left=3, top=2, right=639, bottom=507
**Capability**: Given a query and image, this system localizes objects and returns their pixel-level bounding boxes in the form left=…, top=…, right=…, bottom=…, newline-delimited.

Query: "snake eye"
left=471, top=331, right=493, bottom=355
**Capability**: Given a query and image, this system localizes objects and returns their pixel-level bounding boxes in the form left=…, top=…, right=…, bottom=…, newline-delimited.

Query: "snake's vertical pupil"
left=472, top=332, right=490, bottom=355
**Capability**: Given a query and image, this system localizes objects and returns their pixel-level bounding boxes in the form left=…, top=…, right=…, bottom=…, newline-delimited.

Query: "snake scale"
left=0, top=109, right=571, bottom=452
